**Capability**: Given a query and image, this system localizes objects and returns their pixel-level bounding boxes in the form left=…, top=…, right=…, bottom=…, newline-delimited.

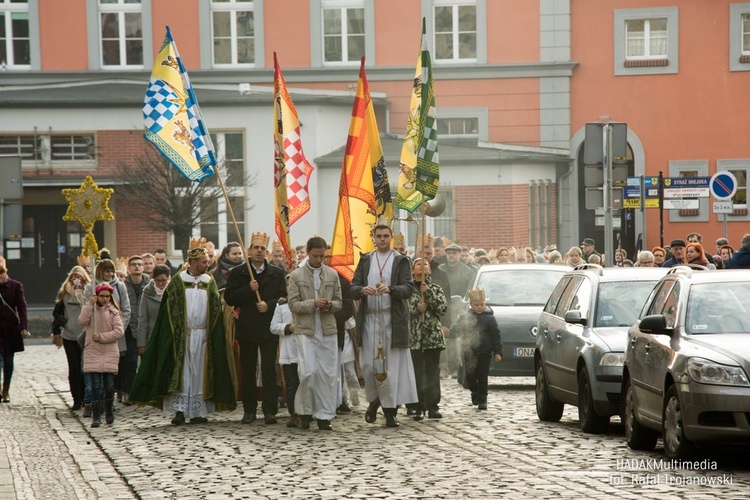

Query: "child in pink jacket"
left=78, top=283, right=124, bottom=428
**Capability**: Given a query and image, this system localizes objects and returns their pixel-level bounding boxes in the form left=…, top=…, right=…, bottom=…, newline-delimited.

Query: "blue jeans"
left=84, top=372, right=115, bottom=404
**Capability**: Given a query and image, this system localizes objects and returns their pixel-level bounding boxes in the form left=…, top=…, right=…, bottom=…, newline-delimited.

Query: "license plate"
left=513, top=347, right=535, bottom=357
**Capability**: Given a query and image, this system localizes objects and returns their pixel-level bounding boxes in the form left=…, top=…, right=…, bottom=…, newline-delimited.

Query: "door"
left=5, top=205, right=103, bottom=306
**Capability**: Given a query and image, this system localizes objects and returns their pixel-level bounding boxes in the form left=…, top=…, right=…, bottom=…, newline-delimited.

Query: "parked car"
left=456, top=264, right=570, bottom=377
left=535, top=264, right=667, bottom=433
left=622, top=267, right=750, bottom=459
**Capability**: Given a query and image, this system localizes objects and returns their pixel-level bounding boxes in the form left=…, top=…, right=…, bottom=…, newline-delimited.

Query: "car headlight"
left=599, top=352, right=625, bottom=367
left=687, top=357, right=750, bottom=387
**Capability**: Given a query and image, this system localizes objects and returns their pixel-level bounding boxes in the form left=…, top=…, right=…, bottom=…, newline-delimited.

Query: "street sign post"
left=710, top=172, right=738, bottom=239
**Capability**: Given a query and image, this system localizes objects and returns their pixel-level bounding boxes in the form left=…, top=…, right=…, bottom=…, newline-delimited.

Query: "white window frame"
left=0, top=0, right=30, bottom=69
left=210, top=0, right=255, bottom=68
left=614, top=7, right=678, bottom=76
left=1, top=132, right=97, bottom=170
left=668, top=160, right=708, bottom=223
left=321, top=0, right=365, bottom=66
left=194, top=131, right=246, bottom=249
left=625, top=18, right=668, bottom=60
left=743, top=13, right=750, bottom=55
left=729, top=4, right=750, bottom=72
left=433, top=0, right=477, bottom=63
left=716, top=159, right=750, bottom=221
left=98, top=0, right=144, bottom=69
left=437, top=107, right=488, bottom=142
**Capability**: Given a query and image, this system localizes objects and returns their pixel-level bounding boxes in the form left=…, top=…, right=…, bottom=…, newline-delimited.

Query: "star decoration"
left=62, top=176, right=114, bottom=231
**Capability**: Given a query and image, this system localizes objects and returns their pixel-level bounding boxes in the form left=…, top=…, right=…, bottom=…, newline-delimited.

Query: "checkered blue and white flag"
left=143, top=26, right=216, bottom=182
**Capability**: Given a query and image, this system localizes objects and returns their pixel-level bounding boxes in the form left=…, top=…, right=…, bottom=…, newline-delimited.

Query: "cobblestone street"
left=2, top=344, right=749, bottom=499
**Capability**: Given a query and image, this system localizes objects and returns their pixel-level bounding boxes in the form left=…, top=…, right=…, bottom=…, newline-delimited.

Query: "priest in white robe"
left=351, top=224, right=417, bottom=428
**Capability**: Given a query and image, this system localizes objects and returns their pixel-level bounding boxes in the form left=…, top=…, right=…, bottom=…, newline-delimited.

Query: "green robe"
left=130, top=272, right=237, bottom=411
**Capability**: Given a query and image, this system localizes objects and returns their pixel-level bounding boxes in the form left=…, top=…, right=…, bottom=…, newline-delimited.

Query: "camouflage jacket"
left=408, top=279, right=448, bottom=351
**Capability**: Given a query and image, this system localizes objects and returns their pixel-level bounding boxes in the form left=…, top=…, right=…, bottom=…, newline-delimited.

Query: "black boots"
left=478, top=394, right=488, bottom=410
left=91, top=402, right=101, bottom=428
left=365, top=399, right=380, bottom=424
left=105, top=399, right=115, bottom=424
left=383, top=408, right=400, bottom=428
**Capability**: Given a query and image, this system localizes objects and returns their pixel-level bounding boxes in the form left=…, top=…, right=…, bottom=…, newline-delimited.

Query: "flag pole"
left=214, top=168, right=261, bottom=302
left=420, top=202, right=426, bottom=320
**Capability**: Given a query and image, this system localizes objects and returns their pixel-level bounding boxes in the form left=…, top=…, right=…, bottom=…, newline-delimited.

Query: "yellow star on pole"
left=62, top=176, right=114, bottom=232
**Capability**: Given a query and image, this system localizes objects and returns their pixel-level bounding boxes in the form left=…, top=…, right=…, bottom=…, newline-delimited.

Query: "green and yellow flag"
left=396, top=18, right=439, bottom=212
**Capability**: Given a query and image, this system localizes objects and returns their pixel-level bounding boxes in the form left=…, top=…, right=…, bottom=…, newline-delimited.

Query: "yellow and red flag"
left=330, top=57, right=393, bottom=281
left=273, top=53, right=314, bottom=268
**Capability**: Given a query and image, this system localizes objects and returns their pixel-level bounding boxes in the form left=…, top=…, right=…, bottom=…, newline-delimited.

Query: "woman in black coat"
left=0, top=263, right=29, bottom=403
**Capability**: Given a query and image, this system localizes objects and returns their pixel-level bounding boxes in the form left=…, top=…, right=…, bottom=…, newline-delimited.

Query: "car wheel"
left=623, top=377, right=658, bottom=451
left=663, top=385, right=696, bottom=459
left=535, top=361, right=563, bottom=422
left=577, top=368, right=609, bottom=434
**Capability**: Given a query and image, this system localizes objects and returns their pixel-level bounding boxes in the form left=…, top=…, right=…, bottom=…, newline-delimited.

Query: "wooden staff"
left=214, top=168, right=261, bottom=302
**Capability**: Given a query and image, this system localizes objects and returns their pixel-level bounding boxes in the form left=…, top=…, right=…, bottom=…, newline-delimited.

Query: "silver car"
left=622, top=268, right=750, bottom=459
left=535, top=265, right=667, bottom=433
left=457, top=264, right=570, bottom=376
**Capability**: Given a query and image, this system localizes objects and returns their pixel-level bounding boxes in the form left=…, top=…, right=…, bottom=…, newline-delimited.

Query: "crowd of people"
left=4, top=228, right=749, bottom=431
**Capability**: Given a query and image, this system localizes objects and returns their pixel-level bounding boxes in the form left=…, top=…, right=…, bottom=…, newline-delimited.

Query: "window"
left=668, top=160, right=708, bottom=222
left=0, top=0, right=30, bottom=68
left=625, top=19, right=667, bottom=60
left=211, top=0, right=254, bottom=66
left=434, top=0, right=476, bottom=61
left=99, top=0, right=143, bottom=68
left=199, top=132, right=246, bottom=249
left=322, top=1, right=364, bottom=64
left=614, top=7, right=678, bottom=76
left=730, top=4, right=750, bottom=70
left=0, top=133, right=96, bottom=166
left=437, top=117, right=478, bottom=138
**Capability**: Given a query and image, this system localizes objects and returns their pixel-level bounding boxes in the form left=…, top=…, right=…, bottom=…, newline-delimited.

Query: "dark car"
left=622, top=267, right=750, bottom=458
left=535, top=265, right=667, bottom=433
left=457, top=264, right=570, bottom=376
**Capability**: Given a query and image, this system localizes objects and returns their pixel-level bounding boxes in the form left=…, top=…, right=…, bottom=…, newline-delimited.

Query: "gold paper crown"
left=187, top=247, right=208, bottom=260
left=376, top=214, right=393, bottom=230
left=441, top=237, right=453, bottom=246
left=468, top=288, right=485, bottom=302
left=189, top=237, right=207, bottom=250
left=416, top=233, right=435, bottom=247
left=272, top=240, right=283, bottom=251
left=393, top=232, right=405, bottom=247
left=251, top=231, right=270, bottom=248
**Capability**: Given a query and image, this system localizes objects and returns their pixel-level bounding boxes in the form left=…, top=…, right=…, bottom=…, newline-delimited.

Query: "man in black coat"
left=225, top=233, right=287, bottom=425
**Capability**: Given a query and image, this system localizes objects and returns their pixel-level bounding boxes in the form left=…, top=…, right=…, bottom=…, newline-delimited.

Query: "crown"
left=468, top=288, right=485, bottom=302
left=442, top=237, right=453, bottom=246
left=272, top=240, right=283, bottom=251
left=416, top=233, right=435, bottom=247
left=187, top=247, right=208, bottom=260
left=376, top=214, right=393, bottom=229
left=393, top=232, right=405, bottom=247
left=189, top=237, right=207, bottom=250
left=251, top=232, right=270, bottom=248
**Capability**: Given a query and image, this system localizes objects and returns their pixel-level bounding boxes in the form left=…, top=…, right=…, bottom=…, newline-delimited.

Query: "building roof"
left=314, top=134, right=569, bottom=167
left=0, top=79, right=383, bottom=108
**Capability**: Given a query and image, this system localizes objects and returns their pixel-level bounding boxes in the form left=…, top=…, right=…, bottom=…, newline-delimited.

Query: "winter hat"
left=95, top=283, right=114, bottom=295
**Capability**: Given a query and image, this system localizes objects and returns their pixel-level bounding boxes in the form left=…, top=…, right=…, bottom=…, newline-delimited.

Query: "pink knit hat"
left=95, top=283, right=114, bottom=295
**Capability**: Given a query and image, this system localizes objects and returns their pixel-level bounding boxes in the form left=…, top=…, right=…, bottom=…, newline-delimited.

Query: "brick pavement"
left=2, top=344, right=750, bottom=498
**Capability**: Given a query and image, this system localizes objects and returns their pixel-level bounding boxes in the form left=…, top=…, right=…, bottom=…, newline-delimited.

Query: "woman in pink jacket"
left=78, top=283, right=124, bottom=428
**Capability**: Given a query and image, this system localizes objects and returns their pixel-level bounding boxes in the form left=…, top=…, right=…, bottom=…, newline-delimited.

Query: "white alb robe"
left=162, top=271, right=216, bottom=418
left=361, top=249, right=418, bottom=408
left=294, top=265, right=339, bottom=420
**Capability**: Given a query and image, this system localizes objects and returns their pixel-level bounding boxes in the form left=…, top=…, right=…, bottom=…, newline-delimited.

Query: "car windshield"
left=686, top=283, right=750, bottom=335
left=475, top=269, right=564, bottom=306
left=595, top=281, right=658, bottom=328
